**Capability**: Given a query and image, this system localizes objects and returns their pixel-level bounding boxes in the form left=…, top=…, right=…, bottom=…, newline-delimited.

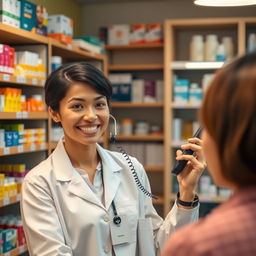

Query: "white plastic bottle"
left=222, top=36, right=234, bottom=60
left=190, top=35, right=204, bottom=61
left=205, top=34, right=218, bottom=61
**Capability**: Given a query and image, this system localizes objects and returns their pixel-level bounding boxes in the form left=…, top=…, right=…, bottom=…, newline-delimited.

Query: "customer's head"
left=45, top=62, right=112, bottom=112
left=200, top=53, right=256, bottom=189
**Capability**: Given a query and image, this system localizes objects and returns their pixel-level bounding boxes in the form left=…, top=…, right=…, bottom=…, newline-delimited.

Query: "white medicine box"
left=108, top=24, right=130, bottom=45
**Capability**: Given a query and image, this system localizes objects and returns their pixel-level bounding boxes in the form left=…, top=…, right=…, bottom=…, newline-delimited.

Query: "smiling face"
left=49, top=83, right=109, bottom=147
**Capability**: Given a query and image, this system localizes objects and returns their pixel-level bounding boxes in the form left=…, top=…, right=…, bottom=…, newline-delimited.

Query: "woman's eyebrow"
left=67, top=96, right=106, bottom=103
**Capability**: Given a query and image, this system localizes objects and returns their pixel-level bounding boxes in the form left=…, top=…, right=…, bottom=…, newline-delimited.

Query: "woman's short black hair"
left=45, top=62, right=112, bottom=111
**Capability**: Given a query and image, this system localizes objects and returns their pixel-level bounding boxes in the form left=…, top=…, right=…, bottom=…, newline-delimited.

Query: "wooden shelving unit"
left=0, top=112, right=48, bottom=120
left=117, top=134, right=164, bottom=141
left=108, top=64, right=164, bottom=71
left=0, top=74, right=44, bottom=87
left=0, top=194, right=21, bottom=207
left=106, top=41, right=165, bottom=215
left=164, top=17, right=254, bottom=215
left=0, top=22, right=107, bottom=248
left=106, top=43, right=163, bottom=50
left=111, top=102, right=164, bottom=108
left=0, top=143, right=48, bottom=156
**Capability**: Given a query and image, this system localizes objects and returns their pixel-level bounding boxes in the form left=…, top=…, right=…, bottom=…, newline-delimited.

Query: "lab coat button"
left=103, top=215, right=109, bottom=222
left=104, top=245, right=110, bottom=253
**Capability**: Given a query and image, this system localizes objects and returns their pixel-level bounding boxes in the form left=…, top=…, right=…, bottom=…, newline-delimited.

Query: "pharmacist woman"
left=20, top=62, right=205, bottom=256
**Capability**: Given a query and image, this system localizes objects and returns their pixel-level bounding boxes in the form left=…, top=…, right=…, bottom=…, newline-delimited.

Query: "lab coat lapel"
left=52, top=139, right=105, bottom=209
left=96, top=144, right=122, bottom=210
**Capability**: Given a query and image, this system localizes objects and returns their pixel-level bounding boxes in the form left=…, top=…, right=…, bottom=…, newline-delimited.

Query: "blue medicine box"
left=19, top=0, right=36, bottom=32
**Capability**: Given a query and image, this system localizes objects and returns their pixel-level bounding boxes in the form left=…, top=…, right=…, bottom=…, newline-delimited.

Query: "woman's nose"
left=83, top=107, right=98, bottom=121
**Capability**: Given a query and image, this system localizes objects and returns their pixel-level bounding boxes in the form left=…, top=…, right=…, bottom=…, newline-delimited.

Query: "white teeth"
left=80, top=126, right=97, bottom=132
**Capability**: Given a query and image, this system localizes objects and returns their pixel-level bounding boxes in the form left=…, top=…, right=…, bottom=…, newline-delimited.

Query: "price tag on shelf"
left=3, top=198, right=10, bottom=205
left=16, top=76, right=26, bottom=83
left=40, top=143, right=46, bottom=150
left=5, top=252, right=10, bottom=256
left=32, top=78, right=38, bottom=85
left=41, top=79, right=45, bottom=86
left=3, top=74, right=10, bottom=81
left=17, top=145, right=24, bottom=153
left=16, top=112, right=22, bottom=119
left=67, top=44, right=73, bottom=50
left=3, top=147, right=10, bottom=155
left=22, top=112, right=28, bottom=118
left=30, top=144, right=36, bottom=151
left=19, top=245, right=26, bottom=253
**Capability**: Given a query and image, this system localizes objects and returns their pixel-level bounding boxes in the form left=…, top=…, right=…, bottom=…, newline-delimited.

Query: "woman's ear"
left=48, top=106, right=61, bottom=123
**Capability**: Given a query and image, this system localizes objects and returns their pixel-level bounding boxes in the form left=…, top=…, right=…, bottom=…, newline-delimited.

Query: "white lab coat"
left=21, top=139, right=199, bottom=256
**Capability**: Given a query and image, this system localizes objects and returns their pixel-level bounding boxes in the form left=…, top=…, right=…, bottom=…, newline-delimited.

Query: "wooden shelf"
left=0, top=244, right=27, bottom=256
left=0, top=143, right=48, bottom=156
left=144, top=166, right=164, bottom=172
left=0, top=112, right=48, bottom=120
left=171, top=61, right=225, bottom=70
left=0, top=194, right=21, bottom=207
left=106, top=43, right=163, bottom=50
left=111, top=102, right=163, bottom=108
left=172, top=102, right=201, bottom=109
left=0, top=74, right=45, bottom=87
left=117, top=134, right=164, bottom=141
left=0, top=23, right=48, bottom=45
left=50, top=38, right=105, bottom=61
left=108, top=64, right=164, bottom=71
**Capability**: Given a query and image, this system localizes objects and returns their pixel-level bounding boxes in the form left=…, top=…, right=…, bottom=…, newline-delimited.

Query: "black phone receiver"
left=171, top=127, right=203, bottom=176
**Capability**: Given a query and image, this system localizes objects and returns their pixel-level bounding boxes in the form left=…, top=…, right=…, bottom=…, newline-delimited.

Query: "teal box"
left=19, top=0, right=36, bottom=32
left=0, top=229, right=17, bottom=253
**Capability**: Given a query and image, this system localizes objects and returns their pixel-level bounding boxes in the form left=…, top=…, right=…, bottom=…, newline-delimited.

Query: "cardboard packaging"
left=108, top=24, right=130, bottom=45
left=19, top=0, right=36, bottom=32
left=48, top=15, right=73, bottom=44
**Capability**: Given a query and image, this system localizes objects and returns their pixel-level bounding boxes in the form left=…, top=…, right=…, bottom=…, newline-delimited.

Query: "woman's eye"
left=71, top=104, right=83, bottom=110
left=96, top=102, right=107, bottom=108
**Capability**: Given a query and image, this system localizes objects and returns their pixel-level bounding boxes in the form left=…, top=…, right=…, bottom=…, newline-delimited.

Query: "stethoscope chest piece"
left=113, top=216, right=122, bottom=225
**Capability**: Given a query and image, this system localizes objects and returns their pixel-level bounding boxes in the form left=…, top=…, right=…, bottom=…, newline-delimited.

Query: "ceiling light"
left=194, top=0, right=256, bottom=6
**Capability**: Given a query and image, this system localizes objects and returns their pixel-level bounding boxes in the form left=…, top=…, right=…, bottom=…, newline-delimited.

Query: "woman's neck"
left=63, top=137, right=100, bottom=175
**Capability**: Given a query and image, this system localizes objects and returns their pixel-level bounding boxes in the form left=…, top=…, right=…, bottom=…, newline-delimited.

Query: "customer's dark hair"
left=200, top=52, right=256, bottom=187
left=45, top=62, right=112, bottom=111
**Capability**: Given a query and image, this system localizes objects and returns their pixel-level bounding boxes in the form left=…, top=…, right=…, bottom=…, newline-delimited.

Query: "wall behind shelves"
left=31, top=0, right=82, bottom=36
left=80, top=0, right=256, bottom=36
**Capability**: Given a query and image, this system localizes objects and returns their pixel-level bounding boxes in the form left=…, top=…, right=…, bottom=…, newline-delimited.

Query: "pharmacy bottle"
left=205, top=34, right=218, bottom=61
left=222, top=37, right=234, bottom=60
left=216, top=43, right=226, bottom=61
left=121, top=118, right=133, bottom=135
left=190, top=35, right=204, bottom=61
left=248, top=33, right=256, bottom=53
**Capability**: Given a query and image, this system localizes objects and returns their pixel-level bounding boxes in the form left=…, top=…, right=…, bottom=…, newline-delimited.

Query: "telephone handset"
left=171, top=127, right=203, bottom=176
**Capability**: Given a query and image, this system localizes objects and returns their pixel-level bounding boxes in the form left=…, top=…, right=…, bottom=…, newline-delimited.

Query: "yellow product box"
left=0, top=174, right=5, bottom=187
left=12, top=164, right=26, bottom=173
left=0, top=187, right=4, bottom=200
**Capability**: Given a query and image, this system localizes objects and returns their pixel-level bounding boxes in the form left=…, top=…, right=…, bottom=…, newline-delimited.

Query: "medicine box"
left=0, top=0, right=20, bottom=28
left=19, top=0, right=36, bottom=32
left=0, top=229, right=17, bottom=253
left=48, top=15, right=73, bottom=44
left=108, top=24, right=130, bottom=45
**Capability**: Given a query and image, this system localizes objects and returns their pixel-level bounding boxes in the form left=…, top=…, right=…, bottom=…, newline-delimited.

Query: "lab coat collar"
left=51, top=138, right=122, bottom=210
left=96, top=144, right=122, bottom=210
